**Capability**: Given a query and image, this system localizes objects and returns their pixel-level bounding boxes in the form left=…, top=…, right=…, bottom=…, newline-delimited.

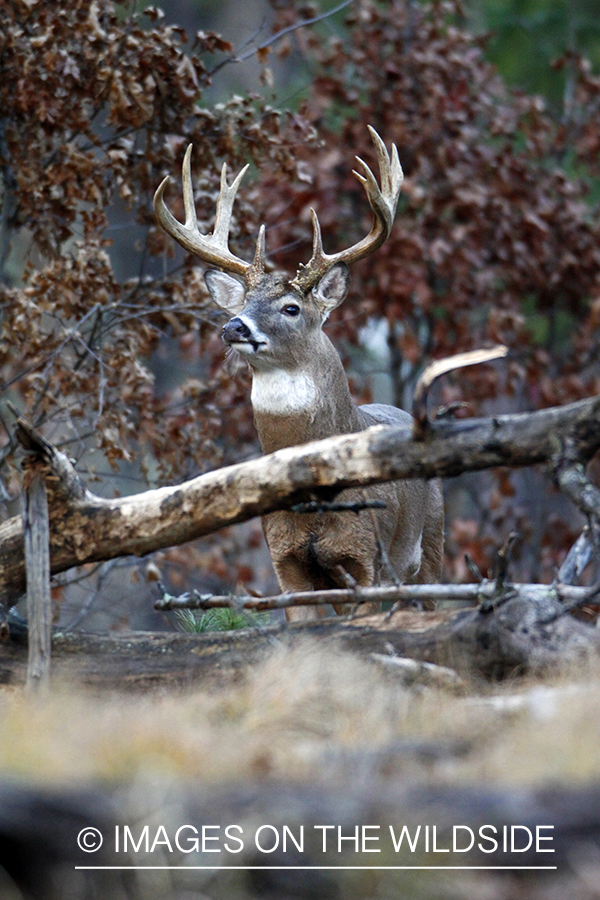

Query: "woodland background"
left=1, top=0, right=600, bottom=632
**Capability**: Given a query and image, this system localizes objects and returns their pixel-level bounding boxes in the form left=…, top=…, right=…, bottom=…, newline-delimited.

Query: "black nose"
left=222, top=317, right=251, bottom=343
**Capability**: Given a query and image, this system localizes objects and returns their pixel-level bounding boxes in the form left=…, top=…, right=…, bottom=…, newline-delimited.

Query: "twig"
left=367, top=494, right=402, bottom=590
left=63, top=560, right=118, bottom=631
left=465, top=553, right=484, bottom=583
left=543, top=581, right=600, bottom=624
left=330, top=564, right=357, bottom=590
left=206, top=0, right=354, bottom=78
left=478, top=532, right=520, bottom=612
left=495, top=531, right=520, bottom=588
left=1, top=304, right=102, bottom=395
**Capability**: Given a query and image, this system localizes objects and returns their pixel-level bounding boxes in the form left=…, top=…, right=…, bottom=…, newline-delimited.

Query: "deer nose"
left=222, top=317, right=251, bottom=343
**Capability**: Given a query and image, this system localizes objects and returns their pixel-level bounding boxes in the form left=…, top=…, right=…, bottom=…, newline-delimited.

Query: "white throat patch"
left=251, top=369, right=317, bottom=414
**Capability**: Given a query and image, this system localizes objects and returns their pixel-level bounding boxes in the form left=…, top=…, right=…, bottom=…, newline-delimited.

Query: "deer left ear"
left=312, top=262, right=350, bottom=319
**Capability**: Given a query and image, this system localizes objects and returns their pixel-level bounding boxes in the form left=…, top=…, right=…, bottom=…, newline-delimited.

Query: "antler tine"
left=154, top=145, right=265, bottom=287
left=366, top=124, right=403, bottom=201
left=252, top=224, right=267, bottom=276
left=291, top=126, right=403, bottom=293
left=212, top=161, right=249, bottom=247
left=181, top=143, right=197, bottom=230
left=307, top=208, right=327, bottom=268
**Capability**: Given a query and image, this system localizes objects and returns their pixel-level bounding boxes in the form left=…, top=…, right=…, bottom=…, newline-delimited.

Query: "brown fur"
left=207, top=265, right=444, bottom=621
left=257, top=409, right=443, bottom=620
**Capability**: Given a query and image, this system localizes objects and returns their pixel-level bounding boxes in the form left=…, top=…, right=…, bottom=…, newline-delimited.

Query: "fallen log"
left=1, top=393, right=599, bottom=605
left=2, top=587, right=599, bottom=688
left=373, top=589, right=600, bottom=678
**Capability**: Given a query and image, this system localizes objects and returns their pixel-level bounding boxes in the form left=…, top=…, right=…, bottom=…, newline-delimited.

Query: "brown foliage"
left=268, top=1, right=600, bottom=396
left=265, top=0, right=600, bottom=581
left=0, top=0, right=315, bottom=492
left=1, top=0, right=599, bottom=617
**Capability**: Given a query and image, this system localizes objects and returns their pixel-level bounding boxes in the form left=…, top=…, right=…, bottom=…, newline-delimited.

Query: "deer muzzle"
left=222, top=316, right=265, bottom=354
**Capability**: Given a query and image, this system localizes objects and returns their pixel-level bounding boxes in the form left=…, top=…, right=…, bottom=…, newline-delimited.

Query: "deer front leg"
left=272, top=557, right=332, bottom=622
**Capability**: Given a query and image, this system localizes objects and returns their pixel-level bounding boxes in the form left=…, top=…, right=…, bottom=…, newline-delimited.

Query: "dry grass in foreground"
left=0, top=638, right=599, bottom=790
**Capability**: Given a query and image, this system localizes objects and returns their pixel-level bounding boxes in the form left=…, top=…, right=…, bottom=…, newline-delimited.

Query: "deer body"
left=154, top=128, right=444, bottom=619
left=210, top=265, right=443, bottom=618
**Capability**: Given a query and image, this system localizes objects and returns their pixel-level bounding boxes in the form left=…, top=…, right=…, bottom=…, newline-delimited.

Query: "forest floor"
left=1, top=614, right=600, bottom=899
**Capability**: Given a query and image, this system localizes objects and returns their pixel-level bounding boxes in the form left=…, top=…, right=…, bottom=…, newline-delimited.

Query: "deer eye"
left=282, top=303, right=300, bottom=317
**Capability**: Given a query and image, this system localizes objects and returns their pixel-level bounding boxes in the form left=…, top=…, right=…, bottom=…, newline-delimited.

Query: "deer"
left=154, top=127, right=444, bottom=620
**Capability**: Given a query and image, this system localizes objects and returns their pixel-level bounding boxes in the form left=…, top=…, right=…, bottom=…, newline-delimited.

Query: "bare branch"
left=555, top=458, right=600, bottom=525
left=543, top=581, right=600, bottom=624
left=8, top=403, right=92, bottom=504
left=154, top=581, right=595, bottom=613
left=558, top=527, right=595, bottom=585
left=206, top=0, right=355, bottom=78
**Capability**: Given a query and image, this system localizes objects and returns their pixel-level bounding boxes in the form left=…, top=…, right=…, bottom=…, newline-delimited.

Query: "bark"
left=23, top=467, right=51, bottom=692
left=558, top=526, right=595, bottom=583
left=1, top=393, right=599, bottom=604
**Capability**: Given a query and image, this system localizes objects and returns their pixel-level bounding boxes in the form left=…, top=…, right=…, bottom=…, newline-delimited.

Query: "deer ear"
left=204, top=270, right=246, bottom=315
left=312, top=262, right=350, bottom=319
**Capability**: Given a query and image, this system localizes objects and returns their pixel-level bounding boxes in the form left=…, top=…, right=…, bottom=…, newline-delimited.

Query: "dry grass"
left=1, top=639, right=599, bottom=790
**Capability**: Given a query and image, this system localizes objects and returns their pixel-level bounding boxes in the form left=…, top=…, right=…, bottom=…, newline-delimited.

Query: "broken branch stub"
left=23, top=465, right=51, bottom=693
left=412, top=346, right=508, bottom=437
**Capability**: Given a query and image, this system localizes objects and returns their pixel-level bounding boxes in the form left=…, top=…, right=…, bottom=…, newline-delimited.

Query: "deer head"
left=153, top=127, right=403, bottom=373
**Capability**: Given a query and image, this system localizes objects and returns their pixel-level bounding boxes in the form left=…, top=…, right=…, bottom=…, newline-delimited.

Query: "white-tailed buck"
left=154, top=127, right=444, bottom=619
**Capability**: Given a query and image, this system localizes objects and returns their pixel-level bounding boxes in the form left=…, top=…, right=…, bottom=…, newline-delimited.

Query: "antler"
left=153, top=144, right=266, bottom=288
left=290, top=126, right=403, bottom=293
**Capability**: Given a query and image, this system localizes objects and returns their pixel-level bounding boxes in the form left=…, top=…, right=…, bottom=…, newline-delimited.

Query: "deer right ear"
left=312, top=262, right=351, bottom=320
left=204, top=270, right=247, bottom=315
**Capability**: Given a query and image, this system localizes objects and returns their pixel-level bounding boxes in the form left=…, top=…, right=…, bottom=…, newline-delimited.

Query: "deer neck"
left=250, top=336, right=363, bottom=454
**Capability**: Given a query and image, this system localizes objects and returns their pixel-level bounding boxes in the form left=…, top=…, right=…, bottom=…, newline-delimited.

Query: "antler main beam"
left=154, top=128, right=401, bottom=294
left=291, top=126, right=403, bottom=293
left=153, top=145, right=266, bottom=288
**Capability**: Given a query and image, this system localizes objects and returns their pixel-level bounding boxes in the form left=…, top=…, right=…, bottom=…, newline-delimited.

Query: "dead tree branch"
left=545, top=581, right=600, bottom=623
left=555, top=454, right=600, bottom=541
left=155, top=581, right=594, bottom=613
left=412, top=345, right=508, bottom=436
left=1, top=393, right=599, bottom=604
left=558, top=526, right=595, bottom=584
